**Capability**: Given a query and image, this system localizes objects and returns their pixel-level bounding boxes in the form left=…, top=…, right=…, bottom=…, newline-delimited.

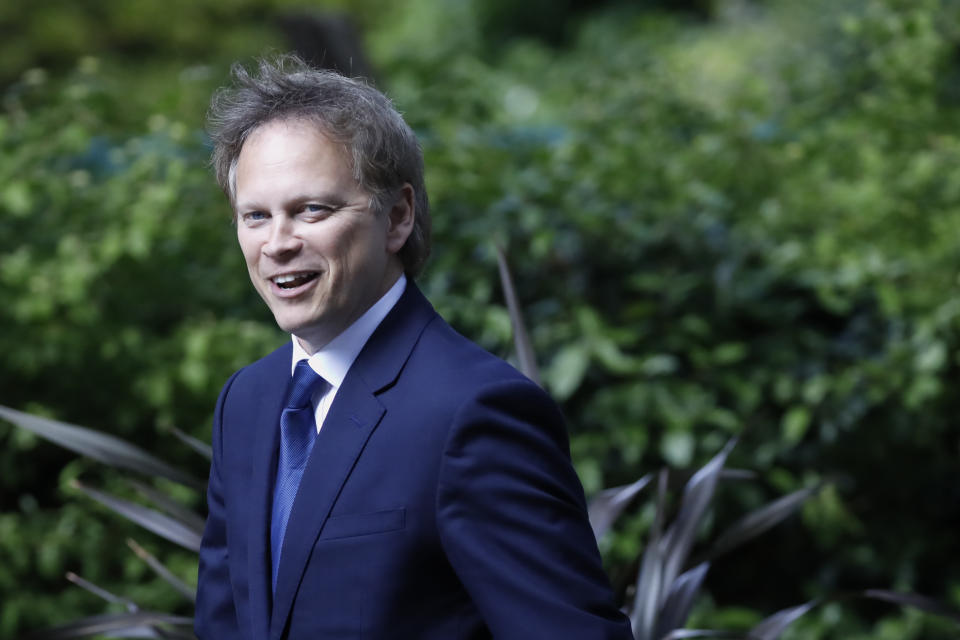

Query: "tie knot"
left=287, top=360, right=325, bottom=410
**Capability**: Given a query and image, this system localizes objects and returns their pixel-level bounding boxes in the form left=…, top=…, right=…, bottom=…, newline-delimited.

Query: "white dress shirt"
left=290, top=274, right=407, bottom=433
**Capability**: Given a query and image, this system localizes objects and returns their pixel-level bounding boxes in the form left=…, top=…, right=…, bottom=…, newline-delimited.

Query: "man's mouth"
left=271, top=272, right=319, bottom=289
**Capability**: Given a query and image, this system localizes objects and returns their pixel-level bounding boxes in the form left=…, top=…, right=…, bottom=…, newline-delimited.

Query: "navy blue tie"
left=271, top=360, right=326, bottom=593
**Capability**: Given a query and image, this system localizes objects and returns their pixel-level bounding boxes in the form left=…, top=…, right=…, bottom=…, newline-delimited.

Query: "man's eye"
left=301, top=203, right=334, bottom=219
left=242, top=211, right=268, bottom=225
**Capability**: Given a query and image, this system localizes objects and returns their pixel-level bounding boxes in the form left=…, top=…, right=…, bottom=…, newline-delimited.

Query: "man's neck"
left=290, top=274, right=407, bottom=384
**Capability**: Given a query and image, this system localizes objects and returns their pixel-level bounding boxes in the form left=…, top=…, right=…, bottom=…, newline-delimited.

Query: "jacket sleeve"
left=436, top=378, right=634, bottom=639
left=194, top=370, right=243, bottom=639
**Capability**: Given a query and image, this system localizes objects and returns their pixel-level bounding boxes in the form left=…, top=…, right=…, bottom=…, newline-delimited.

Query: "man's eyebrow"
left=234, top=200, right=266, bottom=212
left=294, top=192, right=348, bottom=204
left=235, top=192, right=349, bottom=211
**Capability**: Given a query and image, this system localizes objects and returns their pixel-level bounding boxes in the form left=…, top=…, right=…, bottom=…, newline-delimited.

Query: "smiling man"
left=195, top=56, right=633, bottom=640
left=234, top=117, right=413, bottom=353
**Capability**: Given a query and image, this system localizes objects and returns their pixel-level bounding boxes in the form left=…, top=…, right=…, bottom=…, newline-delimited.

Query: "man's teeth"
left=273, top=273, right=318, bottom=288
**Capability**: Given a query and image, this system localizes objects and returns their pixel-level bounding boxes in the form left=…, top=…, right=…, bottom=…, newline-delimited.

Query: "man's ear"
left=385, top=183, right=416, bottom=254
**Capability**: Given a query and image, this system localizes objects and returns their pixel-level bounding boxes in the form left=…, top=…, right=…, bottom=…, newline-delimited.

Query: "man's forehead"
left=234, top=118, right=351, bottom=179
left=244, top=117, right=342, bottom=152
left=232, top=118, right=369, bottom=211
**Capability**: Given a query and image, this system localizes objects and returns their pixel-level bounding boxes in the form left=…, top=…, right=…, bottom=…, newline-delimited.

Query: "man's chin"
left=273, top=315, right=331, bottom=352
left=274, top=316, right=313, bottom=336
left=271, top=310, right=304, bottom=332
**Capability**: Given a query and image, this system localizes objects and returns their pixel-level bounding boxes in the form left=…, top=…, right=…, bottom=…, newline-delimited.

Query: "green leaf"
left=2, top=180, right=33, bottom=216
left=712, top=342, right=747, bottom=365
left=661, top=431, right=695, bottom=468
left=780, top=407, right=811, bottom=445
left=548, top=343, right=590, bottom=401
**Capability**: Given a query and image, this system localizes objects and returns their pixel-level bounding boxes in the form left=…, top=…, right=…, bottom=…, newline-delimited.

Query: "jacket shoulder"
left=225, top=342, right=291, bottom=389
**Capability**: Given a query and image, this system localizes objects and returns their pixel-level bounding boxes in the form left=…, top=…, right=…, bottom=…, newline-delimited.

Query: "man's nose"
left=263, top=216, right=302, bottom=258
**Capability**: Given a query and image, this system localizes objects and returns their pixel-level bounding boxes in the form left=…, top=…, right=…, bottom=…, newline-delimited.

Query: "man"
left=195, top=55, right=633, bottom=640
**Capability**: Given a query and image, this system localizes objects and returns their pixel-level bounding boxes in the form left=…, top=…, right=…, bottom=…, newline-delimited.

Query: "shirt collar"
left=290, top=274, right=407, bottom=387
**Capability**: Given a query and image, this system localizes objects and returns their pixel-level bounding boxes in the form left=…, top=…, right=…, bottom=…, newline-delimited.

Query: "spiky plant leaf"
left=137, top=628, right=197, bottom=640
left=495, top=245, right=541, bottom=385
left=863, top=589, right=960, bottom=624
left=661, top=631, right=743, bottom=639
left=26, top=612, right=193, bottom=640
left=127, top=539, right=196, bottom=602
left=65, top=572, right=137, bottom=611
left=0, top=405, right=203, bottom=489
left=126, top=479, right=206, bottom=532
left=670, top=589, right=959, bottom=640
left=588, top=472, right=653, bottom=540
left=717, top=469, right=755, bottom=482
left=72, top=481, right=202, bottom=552
left=102, top=629, right=164, bottom=639
left=631, top=469, right=670, bottom=639
left=747, top=600, right=819, bottom=640
left=707, top=487, right=816, bottom=560
left=658, top=439, right=736, bottom=608
left=169, top=425, right=212, bottom=460
left=654, top=562, right=711, bottom=639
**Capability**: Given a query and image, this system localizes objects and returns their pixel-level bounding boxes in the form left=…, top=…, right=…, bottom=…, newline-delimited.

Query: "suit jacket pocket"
left=319, top=507, right=406, bottom=540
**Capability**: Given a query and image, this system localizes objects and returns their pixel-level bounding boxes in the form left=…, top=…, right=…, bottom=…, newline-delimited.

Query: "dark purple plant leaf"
left=0, top=405, right=203, bottom=490
left=25, top=612, right=192, bottom=640
left=863, top=589, right=960, bottom=624
left=495, top=245, right=541, bottom=385
left=747, top=600, right=819, bottom=640
left=718, top=469, right=756, bottom=482
left=588, top=472, right=654, bottom=540
left=135, top=628, right=196, bottom=640
left=65, top=572, right=137, bottom=611
left=127, top=539, right=196, bottom=602
left=655, top=562, right=711, bottom=639
left=102, top=630, right=162, bottom=639
left=631, top=469, right=670, bottom=639
left=169, top=425, right=212, bottom=460
left=659, top=439, right=736, bottom=602
left=73, top=481, right=202, bottom=552
left=708, top=487, right=815, bottom=560
left=662, top=631, right=743, bottom=639
left=126, top=479, right=206, bottom=532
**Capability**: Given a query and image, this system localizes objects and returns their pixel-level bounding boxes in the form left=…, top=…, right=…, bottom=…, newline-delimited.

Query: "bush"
left=2, top=0, right=959, bottom=636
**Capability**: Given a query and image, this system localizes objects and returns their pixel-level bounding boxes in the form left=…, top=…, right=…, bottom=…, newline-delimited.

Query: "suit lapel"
left=245, top=345, right=290, bottom=640
left=266, top=283, right=438, bottom=639
left=269, top=380, right=385, bottom=639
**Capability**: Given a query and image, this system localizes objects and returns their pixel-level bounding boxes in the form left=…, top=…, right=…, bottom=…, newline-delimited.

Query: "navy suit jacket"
left=195, top=284, right=633, bottom=639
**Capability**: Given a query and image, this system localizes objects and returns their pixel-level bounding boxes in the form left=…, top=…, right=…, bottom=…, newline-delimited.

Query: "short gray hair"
left=207, top=54, right=431, bottom=277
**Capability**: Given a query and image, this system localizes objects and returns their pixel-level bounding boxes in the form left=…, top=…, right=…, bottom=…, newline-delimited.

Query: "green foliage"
left=393, top=0, right=960, bottom=633
left=0, top=0, right=396, bottom=86
left=2, top=0, right=960, bottom=636
left=0, top=60, right=280, bottom=635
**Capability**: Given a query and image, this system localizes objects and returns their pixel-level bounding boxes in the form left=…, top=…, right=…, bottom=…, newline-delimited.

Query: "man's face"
left=234, top=118, right=410, bottom=353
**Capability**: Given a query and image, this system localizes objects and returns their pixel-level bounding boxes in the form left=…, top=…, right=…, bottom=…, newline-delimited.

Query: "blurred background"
left=1, top=0, right=959, bottom=637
